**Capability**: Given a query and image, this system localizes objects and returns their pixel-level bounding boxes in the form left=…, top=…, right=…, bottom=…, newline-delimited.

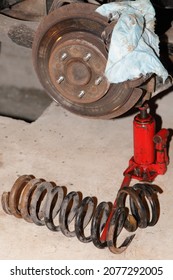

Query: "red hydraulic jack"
left=122, top=103, right=169, bottom=187
left=101, top=103, right=169, bottom=251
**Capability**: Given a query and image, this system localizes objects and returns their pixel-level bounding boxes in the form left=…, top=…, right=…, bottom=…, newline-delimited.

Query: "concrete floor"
left=1, top=95, right=173, bottom=260
left=0, top=23, right=173, bottom=260
left=0, top=15, right=52, bottom=121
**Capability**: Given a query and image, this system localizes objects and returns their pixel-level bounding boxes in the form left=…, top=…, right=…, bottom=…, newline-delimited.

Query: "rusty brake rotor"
left=32, top=3, right=147, bottom=119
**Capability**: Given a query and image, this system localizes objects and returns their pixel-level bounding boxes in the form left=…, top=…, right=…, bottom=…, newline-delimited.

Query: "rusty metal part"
left=1, top=175, right=34, bottom=218
left=116, top=184, right=162, bottom=229
left=135, top=75, right=156, bottom=107
left=1, top=174, right=162, bottom=254
left=103, top=183, right=161, bottom=253
left=8, top=24, right=35, bottom=48
left=20, top=178, right=45, bottom=222
left=48, top=0, right=84, bottom=13
left=106, top=207, right=135, bottom=254
left=152, top=75, right=173, bottom=97
left=101, top=20, right=117, bottom=51
left=48, top=32, right=110, bottom=104
left=32, top=3, right=149, bottom=119
left=1, top=0, right=46, bottom=21
left=1, top=191, right=12, bottom=215
left=91, top=201, right=112, bottom=248
left=1, top=174, right=113, bottom=250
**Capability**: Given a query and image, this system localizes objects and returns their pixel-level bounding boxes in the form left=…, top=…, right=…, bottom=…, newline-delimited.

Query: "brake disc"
left=32, top=3, right=146, bottom=119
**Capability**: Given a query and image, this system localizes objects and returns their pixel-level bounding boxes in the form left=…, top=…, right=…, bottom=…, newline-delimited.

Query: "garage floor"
left=0, top=37, right=173, bottom=260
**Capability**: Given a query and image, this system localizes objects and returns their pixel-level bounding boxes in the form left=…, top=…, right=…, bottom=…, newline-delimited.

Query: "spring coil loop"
left=1, top=175, right=162, bottom=254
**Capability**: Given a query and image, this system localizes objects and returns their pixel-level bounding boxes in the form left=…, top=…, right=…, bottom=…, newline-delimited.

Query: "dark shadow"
left=159, top=33, right=173, bottom=75
left=153, top=5, right=173, bottom=36
left=167, top=128, right=173, bottom=163
left=147, top=99, right=162, bottom=133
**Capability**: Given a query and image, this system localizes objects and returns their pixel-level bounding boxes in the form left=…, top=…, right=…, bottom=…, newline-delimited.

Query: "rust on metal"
left=1, top=0, right=46, bottom=21
left=8, top=24, right=35, bottom=48
left=48, top=33, right=110, bottom=104
left=32, top=3, right=151, bottom=119
left=106, top=207, right=135, bottom=254
left=1, top=174, right=162, bottom=254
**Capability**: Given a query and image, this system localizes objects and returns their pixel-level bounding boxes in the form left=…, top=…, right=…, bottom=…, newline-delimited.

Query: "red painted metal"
left=133, top=107, right=155, bottom=165
left=124, top=104, right=169, bottom=182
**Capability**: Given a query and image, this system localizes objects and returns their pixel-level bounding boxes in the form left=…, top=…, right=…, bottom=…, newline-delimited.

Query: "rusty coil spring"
left=1, top=175, right=161, bottom=254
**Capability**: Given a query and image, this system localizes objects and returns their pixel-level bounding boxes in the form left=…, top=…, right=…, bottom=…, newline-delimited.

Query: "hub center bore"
left=65, top=60, right=91, bottom=86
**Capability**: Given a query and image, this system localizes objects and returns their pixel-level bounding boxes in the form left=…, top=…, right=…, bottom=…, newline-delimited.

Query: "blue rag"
left=96, top=0, right=168, bottom=83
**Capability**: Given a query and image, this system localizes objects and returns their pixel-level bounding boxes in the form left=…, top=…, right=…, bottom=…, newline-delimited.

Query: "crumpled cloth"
left=96, top=0, right=168, bottom=83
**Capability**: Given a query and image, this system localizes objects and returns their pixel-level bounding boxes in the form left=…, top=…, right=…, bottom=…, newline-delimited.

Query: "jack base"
left=124, top=156, right=168, bottom=182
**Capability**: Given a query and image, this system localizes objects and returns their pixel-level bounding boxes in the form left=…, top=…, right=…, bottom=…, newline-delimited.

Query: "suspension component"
left=1, top=174, right=162, bottom=254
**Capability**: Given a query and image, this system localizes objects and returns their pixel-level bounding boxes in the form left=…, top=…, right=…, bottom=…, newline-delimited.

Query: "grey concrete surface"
left=0, top=14, right=51, bottom=121
left=0, top=92, right=173, bottom=260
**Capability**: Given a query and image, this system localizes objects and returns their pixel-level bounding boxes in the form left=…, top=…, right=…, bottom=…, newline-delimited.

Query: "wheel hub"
left=48, top=33, right=110, bottom=104
left=65, top=59, right=91, bottom=86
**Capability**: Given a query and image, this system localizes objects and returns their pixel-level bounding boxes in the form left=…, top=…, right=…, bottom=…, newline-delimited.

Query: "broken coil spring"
left=1, top=175, right=161, bottom=254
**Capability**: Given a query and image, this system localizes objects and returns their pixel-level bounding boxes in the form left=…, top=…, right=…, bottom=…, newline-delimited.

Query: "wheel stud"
left=61, top=53, right=68, bottom=61
left=95, top=76, right=103, bottom=85
left=84, top=53, right=91, bottom=61
left=78, top=90, right=85, bottom=98
left=57, top=76, right=64, bottom=84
